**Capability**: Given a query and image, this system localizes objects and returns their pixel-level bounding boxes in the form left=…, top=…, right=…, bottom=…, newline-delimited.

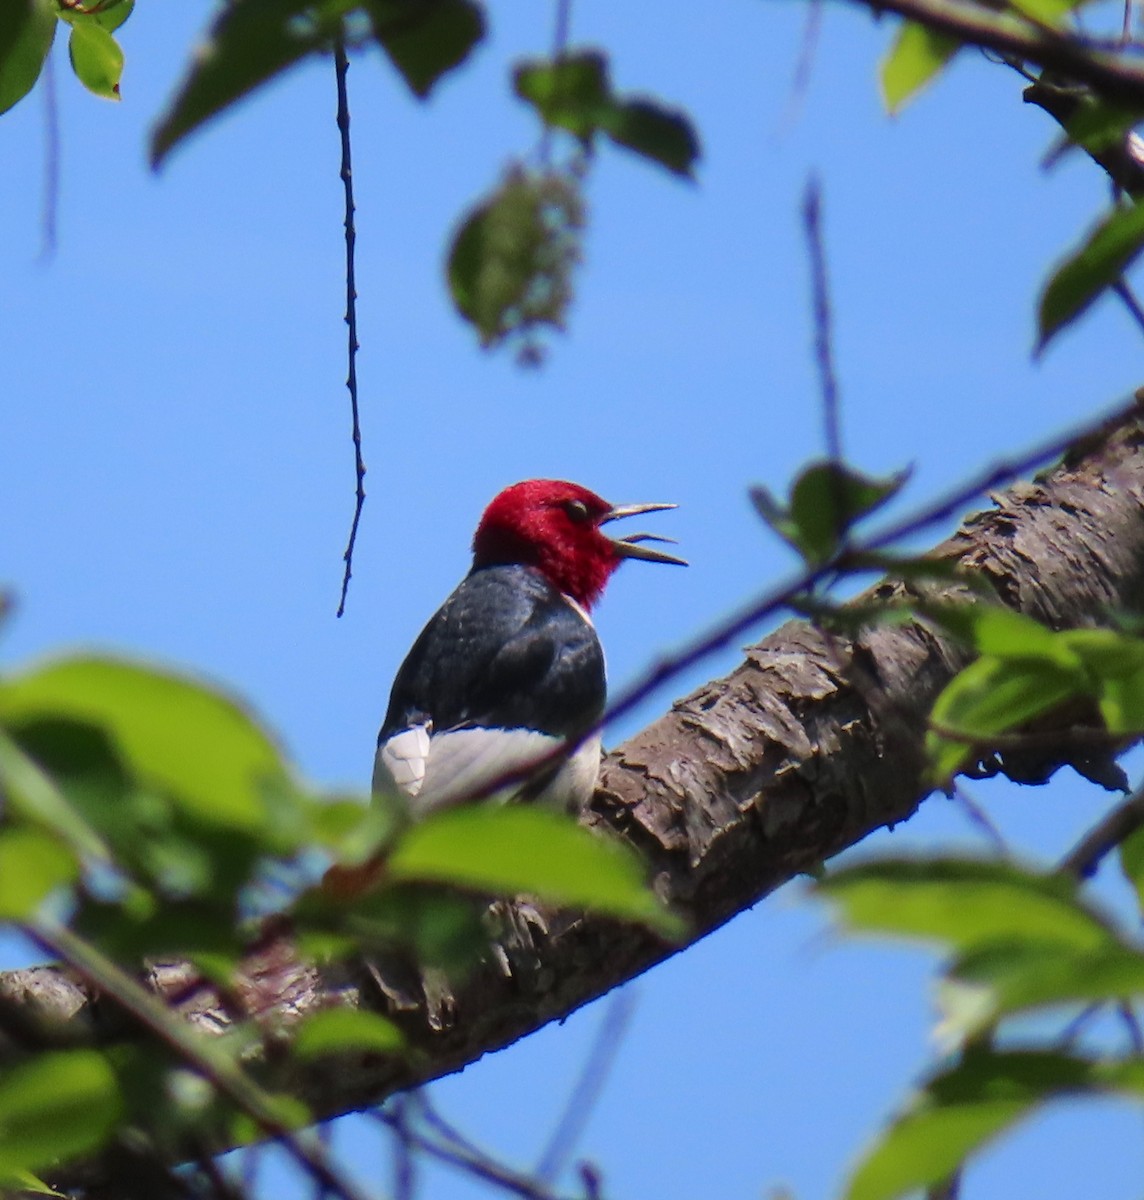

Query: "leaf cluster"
left=0, top=650, right=676, bottom=1183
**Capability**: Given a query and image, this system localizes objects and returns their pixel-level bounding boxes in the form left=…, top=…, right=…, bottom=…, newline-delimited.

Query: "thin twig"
left=535, top=989, right=635, bottom=1184
left=1056, top=783, right=1144, bottom=879
left=335, top=34, right=366, bottom=619
left=780, top=0, right=824, bottom=130
left=372, top=1109, right=564, bottom=1200
left=29, top=920, right=376, bottom=1200
left=802, top=176, right=841, bottom=462
left=1118, top=1001, right=1144, bottom=1052
left=39, top=49, right=59, bottom=260
left=389, top=1095, right=416, bottom=1200
left=930, top=721, right=1125, bottom=753
left=1114, top=279, right=1144, bottom=339
left=950, top=783, right=1010, bottom=854
left=539, top=0, right=574, bottom=166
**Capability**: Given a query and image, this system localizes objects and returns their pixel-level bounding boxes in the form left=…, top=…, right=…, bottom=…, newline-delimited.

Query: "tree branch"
left=10, top=407, right=1144, bottom=1187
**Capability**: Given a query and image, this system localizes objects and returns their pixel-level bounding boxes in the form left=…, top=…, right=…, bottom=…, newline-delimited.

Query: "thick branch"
left=9, top=413, right=1144, bottom=1182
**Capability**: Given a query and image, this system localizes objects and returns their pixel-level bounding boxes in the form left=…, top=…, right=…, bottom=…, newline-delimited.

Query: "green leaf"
left=598, top=98, right=699, bottom=178
left=927, top=655, right=1083, bottom=780
left=151, top=0, right=350, bottom=166
left=388, top=806, right=681, bottom=934
left=752, top=462, right=908, bottom=564
left=57, top=0, right=134, bottom=34
left=0, top=827, right=78, bottom=919
left=447, top=166, right=584, bottom=360
left=1118, top=824, right=1144, bottom=918
left=818, top=859, right=1115, bottom=955
left=0, top=0, right=56, bottom=116
left=0, top=1051, right=121, bottom=1173
left=0, top=727, right=110, bottom=862
left=292, top=1007, right=404, bottom=1060
left=513, top=50, right=699, bottom=177
left=946, top=940, right=1144, bottom=1035
left=0, top=656, right=289, bottom=834
left=514, top=52, right=610, bottom=139
left=846, top=1049, right=1098, bottom=1200
left=1038, top=199, right=1144, bottom=351
left=1059, top=628, right=1144, bottom=732
left=67, top=22, right=123, bottom=100
left=880, top=22, right=959, bottom=113
left=365, top=0, right=485, bottom=98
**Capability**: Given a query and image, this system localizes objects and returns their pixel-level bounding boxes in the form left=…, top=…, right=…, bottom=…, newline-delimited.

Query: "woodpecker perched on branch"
left=374, top=479, right=685, bottom=817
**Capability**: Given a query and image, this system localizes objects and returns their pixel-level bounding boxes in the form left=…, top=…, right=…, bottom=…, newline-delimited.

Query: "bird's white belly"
left=374, top=725, right=602, bottom=817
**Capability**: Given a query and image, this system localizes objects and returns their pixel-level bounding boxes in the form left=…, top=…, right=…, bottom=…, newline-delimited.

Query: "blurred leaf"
left=927, top=655, right=1083, bottom=780
left=598, top=98, right=699, bottom=177
left=1118, top=824, right=1144, bottom=918
left=343, top=883, right=491, bottom=969
left=388, top=806, right=681, bottom=934
left=67, top=22, right=122, bottom=99
left=151, top=0, right=352, bottom=165
left=514, top=51, right=610, bottom=139
left=57, top=0, right=134, bottom=33
left=946, top=939, right=1144, bottom=1035
left=0, top=0, right=56, bottom=116
left=0, top=727, right=110, bottom=862
left=818, top=858, right=1115, bottom=954
left=311, top=793, right=404, bottom=864
left=752, top=462, right=908, bottom=564
left=1060, top=628, right=1144, bottom=732
left=1038, top=199, right=1144, bottom=351
left=230, top=1092, right=309, bottom=1145
left=447, top=166, right=584, bottom=360
left=514, top=50, right=699, bottom=177
left=881, top=22, right=959, bottom=113
left=0, top=827, right=78, bottom=919
left=0, top=1170, right=63, bottom=1196
left=292, top=1007, right=404, bottom=1060
left=0, top=1051, right=121, bottom=1173
left=1063, top=99, right=1143, bottom=158
left=365, top=0, right=485, bottom=98
left=0, top=656, right=290, bottom=835
left=846, top=1049, right=1099, bottom=1200
left=73, top=896, right=244, bottom=965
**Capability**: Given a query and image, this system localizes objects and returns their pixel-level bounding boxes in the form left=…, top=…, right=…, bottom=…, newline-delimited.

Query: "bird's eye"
left=564, top=499, right=590, bottom=523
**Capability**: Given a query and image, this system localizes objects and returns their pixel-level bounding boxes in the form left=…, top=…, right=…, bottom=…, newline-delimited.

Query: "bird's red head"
left=472, top=479, right=685, bottom=610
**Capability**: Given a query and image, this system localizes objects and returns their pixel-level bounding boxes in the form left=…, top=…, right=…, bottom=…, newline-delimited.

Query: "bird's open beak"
left=602, top=502, right=687, bottom=566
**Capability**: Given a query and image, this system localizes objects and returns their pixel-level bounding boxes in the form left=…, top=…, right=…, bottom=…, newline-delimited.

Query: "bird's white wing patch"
left=374, top=726, right=602, bottom=817
left=373, top=724, right=432, bottom=797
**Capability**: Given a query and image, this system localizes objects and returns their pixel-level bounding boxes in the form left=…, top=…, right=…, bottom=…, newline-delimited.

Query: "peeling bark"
left=8, top=415, right=1144, bottom=1186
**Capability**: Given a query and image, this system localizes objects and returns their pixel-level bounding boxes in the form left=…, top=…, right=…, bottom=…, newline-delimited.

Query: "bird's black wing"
left=381, top=564, right=606, bottom=740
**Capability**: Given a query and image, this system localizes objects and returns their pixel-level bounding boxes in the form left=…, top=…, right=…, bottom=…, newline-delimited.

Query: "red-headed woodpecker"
left=374, top=479, right=685, bottom=816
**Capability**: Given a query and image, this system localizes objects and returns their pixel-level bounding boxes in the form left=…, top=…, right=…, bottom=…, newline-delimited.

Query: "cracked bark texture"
left=8, top=413, right=1144, bottom=1188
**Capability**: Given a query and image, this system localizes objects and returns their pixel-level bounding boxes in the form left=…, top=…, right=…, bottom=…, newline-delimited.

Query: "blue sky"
left=2, top=2, right=1143, bottom=1197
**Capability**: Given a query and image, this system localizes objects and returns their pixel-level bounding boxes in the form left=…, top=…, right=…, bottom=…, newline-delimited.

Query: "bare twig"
left=539, top=0, right=574, bottom=167
left=1056, top=783, right=1144, bottom=879
left=950, top=784, right=1010, bottom=854
left=781, top=0, right=824, bottom=130
left=335, top=35, right=366, bottom=619
left=373, top=1107, right=564, bottom=1200
left=39, top=49, right=59, bottom=260
left=802, top=176, right=841, bottom=462
left=535, top=989, right=635, bottom=1184
left=389, top=1095, right=416, bottom=1200
left=1118, top=1000, right=1144, bottom=1052
left=1114, top=279, right=1144, bottom=339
